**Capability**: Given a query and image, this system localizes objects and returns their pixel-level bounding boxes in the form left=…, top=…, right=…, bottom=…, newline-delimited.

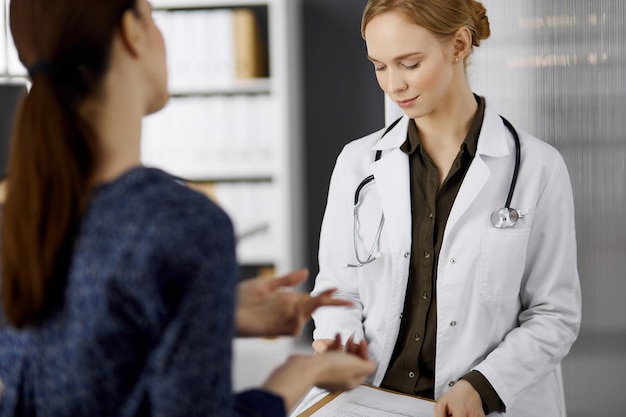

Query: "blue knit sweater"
left=0, top=167, right=285, bottom=417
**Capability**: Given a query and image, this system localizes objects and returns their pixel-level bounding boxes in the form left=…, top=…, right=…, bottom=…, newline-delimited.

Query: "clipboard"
left=297, top=384, right=436, bottom=417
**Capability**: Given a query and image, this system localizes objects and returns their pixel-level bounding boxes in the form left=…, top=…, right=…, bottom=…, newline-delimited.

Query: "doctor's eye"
left=402, top=62, right=420, bottom=70
left=374, top=64, right=387, bottom=72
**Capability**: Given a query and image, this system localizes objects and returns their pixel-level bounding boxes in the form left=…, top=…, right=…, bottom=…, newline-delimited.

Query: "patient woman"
left=0, top=0, right=375, bottom=416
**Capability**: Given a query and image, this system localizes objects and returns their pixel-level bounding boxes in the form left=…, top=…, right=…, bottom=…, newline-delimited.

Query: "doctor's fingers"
left=312, top=338, right=338, bottom=354
left=345, top=339, right=369, bottom=360
left=433, top=384, right=484, bottom=417
left=432, top=407, right=483, bottom=417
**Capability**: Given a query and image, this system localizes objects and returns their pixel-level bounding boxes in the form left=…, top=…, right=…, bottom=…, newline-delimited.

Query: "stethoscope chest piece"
left=491, top=207, right=520, bottom=228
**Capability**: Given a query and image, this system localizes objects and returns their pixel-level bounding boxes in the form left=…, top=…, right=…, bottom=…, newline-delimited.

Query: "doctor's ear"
left=451, top=27, right=472, bottom=63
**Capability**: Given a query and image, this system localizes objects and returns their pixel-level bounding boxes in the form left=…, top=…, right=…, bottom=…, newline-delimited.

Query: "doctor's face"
left=364, top=11, right=456, bottom=120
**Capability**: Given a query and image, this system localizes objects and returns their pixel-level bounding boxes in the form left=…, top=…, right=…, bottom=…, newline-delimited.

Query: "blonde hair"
left=361, top=0, right=490, bottom=49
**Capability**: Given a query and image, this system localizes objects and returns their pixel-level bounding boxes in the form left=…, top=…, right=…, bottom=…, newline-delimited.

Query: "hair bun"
left=470, top=0, right=491, bottom=46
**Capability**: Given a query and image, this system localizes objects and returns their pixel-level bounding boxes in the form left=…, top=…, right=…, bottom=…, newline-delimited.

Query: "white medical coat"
left=310, top=103, right=582, bottom=417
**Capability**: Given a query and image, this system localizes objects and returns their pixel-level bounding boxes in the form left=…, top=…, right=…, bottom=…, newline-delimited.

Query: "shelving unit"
left=144, top=0, right=303, bottom=279
left=147, top=2, right=303, bottom=390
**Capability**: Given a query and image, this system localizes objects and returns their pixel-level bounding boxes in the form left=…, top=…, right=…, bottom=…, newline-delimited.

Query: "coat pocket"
left=478, top=227, right=531, bottom=301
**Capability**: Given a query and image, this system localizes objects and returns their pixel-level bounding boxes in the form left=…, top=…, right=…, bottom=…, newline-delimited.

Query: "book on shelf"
left=233, top=8, right=267, bottom=80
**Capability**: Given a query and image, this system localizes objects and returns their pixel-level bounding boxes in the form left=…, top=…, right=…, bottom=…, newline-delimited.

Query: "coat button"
left=450, top=258, right=457, bottom=264
left=404, top=252, right=410, bottom=258
left=450, top=321, right=457, bottom=327
left=408, top=372, right=415, bottom=379
left=448, top=381, right=456, bottom=387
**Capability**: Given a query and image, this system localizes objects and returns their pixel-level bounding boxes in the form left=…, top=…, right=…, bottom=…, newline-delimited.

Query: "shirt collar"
left=400, top=95, right=485, bottom=158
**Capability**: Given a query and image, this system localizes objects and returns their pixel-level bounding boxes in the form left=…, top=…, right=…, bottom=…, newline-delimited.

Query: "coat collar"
left=371, top=116, right=411, bottom=152
left=476, top=102, right=512, bottom=157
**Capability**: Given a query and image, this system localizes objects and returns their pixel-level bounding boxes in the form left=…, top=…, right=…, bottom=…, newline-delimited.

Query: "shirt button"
left=428, top=213, right=434, bottom=219
left=450, top=258, right=457, bottom=264
left=399, top=313, right=403, bottom=319
left=414, top=334, right=421, bottom=342
left=450, top=321, right=457, bottom=327
left=404, top=252, right=410, bottom=258
left=422, top=292, right=428, bottom=300
left=424, top=251, right=431, bottom=259
left=448, top=381, right=456, bottom=387
left=408, top=372, right=415, bottom=379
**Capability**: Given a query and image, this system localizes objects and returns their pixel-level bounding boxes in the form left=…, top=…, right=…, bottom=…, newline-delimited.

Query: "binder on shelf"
left=233, top=8, right=267, bottom=79
left=211, top=9, right=236, bottom=87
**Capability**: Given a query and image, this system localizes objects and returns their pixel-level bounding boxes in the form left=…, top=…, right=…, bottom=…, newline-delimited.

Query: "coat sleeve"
left=473, top=148, right=582, bottom=409
left=311, top=148, right=367, bottom=344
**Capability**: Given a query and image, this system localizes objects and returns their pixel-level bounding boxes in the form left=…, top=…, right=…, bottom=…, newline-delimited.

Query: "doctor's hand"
left=313, top=333, right=369, bottom=360
left=433, top=380, right=485, bottom=417
left=236, top=269, right=352, bottom=337
left=312, top=339, right=336, bottom=354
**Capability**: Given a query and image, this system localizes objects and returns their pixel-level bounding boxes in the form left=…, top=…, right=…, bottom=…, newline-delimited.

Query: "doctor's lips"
left=396, top=95, right=419, bottom=108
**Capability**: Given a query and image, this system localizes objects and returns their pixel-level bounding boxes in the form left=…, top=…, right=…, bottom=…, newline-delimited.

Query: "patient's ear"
left=118, top=9, right=145, bottom=58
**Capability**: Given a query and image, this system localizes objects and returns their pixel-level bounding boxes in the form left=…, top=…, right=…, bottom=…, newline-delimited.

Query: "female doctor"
left=307, top=1, right=582, bottom=416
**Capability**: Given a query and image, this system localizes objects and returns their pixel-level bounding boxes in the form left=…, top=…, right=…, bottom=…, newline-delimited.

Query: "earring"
left=454, top=57, right=460, bottom=63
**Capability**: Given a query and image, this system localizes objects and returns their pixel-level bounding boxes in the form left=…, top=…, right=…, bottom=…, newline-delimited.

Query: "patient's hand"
left=236, top=269, right=352, bottom=337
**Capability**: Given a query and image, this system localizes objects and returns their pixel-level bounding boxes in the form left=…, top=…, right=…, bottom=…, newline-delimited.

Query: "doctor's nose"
left=383, top=70, right=408, bottom=95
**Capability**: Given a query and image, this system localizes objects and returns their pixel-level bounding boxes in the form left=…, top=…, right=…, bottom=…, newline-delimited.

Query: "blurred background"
left=1, top=0, right=624, bottom=415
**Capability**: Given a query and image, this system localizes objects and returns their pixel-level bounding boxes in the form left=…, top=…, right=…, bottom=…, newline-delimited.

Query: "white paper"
left=309, top=385, right=435, bottom=417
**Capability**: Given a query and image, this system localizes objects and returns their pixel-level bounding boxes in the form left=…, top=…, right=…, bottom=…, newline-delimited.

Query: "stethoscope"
left=346, top=116, right=522, bottom=268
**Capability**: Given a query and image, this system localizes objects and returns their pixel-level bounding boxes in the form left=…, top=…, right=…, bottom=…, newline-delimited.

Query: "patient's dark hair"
left=1, top=0, right=137, bottom=327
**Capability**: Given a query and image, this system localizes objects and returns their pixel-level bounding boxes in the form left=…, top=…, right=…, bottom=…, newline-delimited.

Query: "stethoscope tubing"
left=500, top=116, right=521, bottom=210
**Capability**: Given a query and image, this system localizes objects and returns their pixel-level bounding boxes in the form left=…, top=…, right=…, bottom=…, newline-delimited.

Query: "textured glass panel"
left=471, top=1, right=625, bottom=416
